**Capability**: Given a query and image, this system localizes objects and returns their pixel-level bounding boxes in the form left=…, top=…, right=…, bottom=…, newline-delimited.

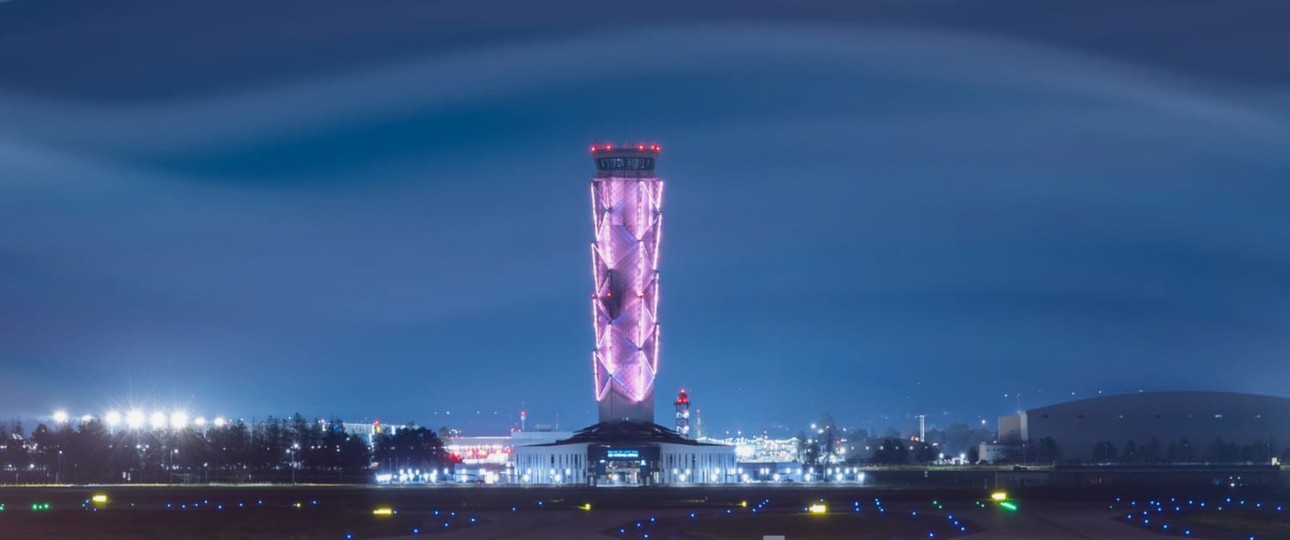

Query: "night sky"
left=2, top=0, right=1288, bottom=436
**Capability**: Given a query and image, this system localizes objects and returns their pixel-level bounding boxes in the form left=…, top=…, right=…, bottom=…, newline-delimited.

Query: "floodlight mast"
left=589, top=143, right=663, bottom=424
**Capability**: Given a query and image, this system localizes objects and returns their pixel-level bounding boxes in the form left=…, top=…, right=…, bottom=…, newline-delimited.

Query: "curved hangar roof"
left=1017, top=391, right=1290, bottom=459
left=1028, top=391, right=1290, bottom=419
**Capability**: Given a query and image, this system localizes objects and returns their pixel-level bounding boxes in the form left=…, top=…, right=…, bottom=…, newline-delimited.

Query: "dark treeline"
left=1088, top=437, right=1283, bottom=465
left=0, top=414, right=452, bottom=484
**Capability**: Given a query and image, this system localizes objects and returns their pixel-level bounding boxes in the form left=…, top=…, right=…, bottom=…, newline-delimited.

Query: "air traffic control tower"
left=513, top=143, right=734, bottom=486
left=589, top=143, right=663, bottom=424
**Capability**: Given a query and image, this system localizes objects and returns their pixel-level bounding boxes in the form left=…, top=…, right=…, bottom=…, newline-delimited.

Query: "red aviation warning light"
left=589, top=143, right=659, bottom=154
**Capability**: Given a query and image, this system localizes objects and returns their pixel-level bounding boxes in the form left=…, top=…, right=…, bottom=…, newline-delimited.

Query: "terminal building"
left=998, top=391, right=1290, bottom=462
left=513, top=144, right=735, bottom=485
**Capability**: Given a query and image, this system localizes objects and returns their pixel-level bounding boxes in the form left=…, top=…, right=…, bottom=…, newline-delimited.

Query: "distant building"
left=999, top=391, right=1290, bottom=462
left=976, top=443, right=1013, bottom=464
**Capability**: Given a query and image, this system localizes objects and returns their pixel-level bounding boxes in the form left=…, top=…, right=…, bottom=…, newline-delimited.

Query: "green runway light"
left=1000, top=501, right=1018, bottom=512
left=31, top=502, right=51, bottom=511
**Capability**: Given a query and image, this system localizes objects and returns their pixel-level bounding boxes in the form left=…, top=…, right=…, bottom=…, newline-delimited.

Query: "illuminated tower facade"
left=590, top=143, right=663, bottom=424
left=674, top=389, right=691, bottom=437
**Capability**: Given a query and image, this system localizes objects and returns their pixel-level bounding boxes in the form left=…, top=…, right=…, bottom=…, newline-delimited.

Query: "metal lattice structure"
left=674, top=389, right=691, bottom=437
left=590, top=143, right=664, bottom=423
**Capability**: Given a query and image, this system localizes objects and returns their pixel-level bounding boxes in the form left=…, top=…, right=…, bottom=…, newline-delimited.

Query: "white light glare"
left=194, top=417, right=207, bottom=427
left=213, top=417, right=227, bottom=427
left=53, top=410, right=69, bottom=423
left=170, top=411, right=189, bottom=429
left=126, top=410, right=145, bottom=429
left=150, top=411, right=167, bottom=430
left=105, top=411, right=122, bottom=427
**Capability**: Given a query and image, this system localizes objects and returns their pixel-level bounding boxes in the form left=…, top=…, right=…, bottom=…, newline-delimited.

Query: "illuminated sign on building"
left=606, top=449, right=641, bottom=460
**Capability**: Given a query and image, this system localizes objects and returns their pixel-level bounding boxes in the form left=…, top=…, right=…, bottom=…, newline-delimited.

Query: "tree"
left=339, top=435, right=372, bottom=474
left=1121, top=440, right=1138, bottom=464
left=1206, top=438, right=1238, bottom=463
left=208, top=419, right=253, bottom=477
left=1251, top=440, right=1272, bottom=463
left=869, top=438, right=909, bottom=465
left=1092, top=441, right=1117, bottom=462
left=30, top=423, right=57, bottom=481
left=794, top=431, right=820, bottom=468
left=374, top=426, right=449, bottom=473
left=817, top=413, right=838, bottom=464
left=292, top=414, right=325, bottom=471
left=1142, top=437, right=1162, bottom=464
left=251, top=417, right=290, bottom=471
left=7, top=423, right=30, bottom=479
left=802, top=440, right=821, bottom=468
left=67, top=420, right=111, bottom=483
left=966, top=445, right=980, bottom=464
left=911, top=441, right=937, bottom=464
left=1239, top=445, right=1255, bottom=463
left=1035, top=437, right=1060, bottom=463
left=1175, top=438, right=1195, bottom=463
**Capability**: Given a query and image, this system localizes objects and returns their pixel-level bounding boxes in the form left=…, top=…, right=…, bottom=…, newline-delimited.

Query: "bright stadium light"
left=194, top=417, right=207, bottom=427
left=213, top=417, right=227, bottom=427
left=126, top=410, right=145, bottom=429
left=170, top=411, right=188, bottom=429
left=149, top=411, right=167, bottom=430
left=53, top=410, right=68, bottom=424
left=105, top=411, right=122, bottom=427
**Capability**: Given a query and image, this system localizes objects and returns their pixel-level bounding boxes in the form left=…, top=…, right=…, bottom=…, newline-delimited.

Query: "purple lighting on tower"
left=590, top=143, right=663, bottom=423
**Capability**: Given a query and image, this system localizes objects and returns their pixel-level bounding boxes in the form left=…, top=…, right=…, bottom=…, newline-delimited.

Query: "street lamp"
left=288, top=443, right=300, bottom=483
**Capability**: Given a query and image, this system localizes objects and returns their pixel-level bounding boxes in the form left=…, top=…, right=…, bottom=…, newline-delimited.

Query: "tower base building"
left=514, top=421, right=736, bottom=486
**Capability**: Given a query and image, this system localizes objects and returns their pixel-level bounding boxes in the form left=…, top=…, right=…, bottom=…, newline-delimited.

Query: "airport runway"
left=382, top=500, right=1190, bottom=539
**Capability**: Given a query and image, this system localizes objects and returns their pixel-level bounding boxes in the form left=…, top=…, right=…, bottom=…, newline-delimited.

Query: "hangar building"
left=998, top=391, right=1290, bottom=462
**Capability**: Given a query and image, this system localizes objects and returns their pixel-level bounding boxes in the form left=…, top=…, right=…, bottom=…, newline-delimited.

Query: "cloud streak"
left=1, top=20, right=1288, bottom=427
